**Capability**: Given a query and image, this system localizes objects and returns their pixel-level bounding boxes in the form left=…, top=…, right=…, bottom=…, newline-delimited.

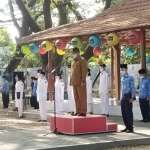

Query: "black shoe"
left=120, top=128, right=127, bottom=132
left=71, top=112, right=75, bottom=115
left=102, top=114, right=105, bottom=115
left=17, top=116, right=23, bottom=119
left=90, top=112, right=93, bottom=115
left=42, top=120, right=47, bottom=122
left=106, top=114, right=109, bottom=117
left=71, top=113, right=79, bottom=116
left=126, top=130, right=134, bottom=133
left=68, top=112, right=71, bottom=114
left=144, top=119, right=149, bottom=122
left=139, top=119, right=144, bottom=122
left=78, top=113, right=86, bottom=117
left=2, top=107, right=5, bottom=109
left=37, top=120, right=42, bottom=122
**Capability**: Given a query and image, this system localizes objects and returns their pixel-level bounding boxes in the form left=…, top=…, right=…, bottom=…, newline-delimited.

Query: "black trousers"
left=139, top=99, right=149, bottom=120
left=31, top=96, right=39, bottom=109
left=121, top=94, right=133, bottom=130
left=2, top=93, right=9, bottom=108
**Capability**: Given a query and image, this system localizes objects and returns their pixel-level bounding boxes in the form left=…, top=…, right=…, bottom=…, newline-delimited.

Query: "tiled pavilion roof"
left=17, top=0, right=150, bottom=46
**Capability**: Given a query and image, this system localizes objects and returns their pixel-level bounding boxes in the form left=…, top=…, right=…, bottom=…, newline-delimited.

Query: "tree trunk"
left=104, top=0, right=112, bottom=10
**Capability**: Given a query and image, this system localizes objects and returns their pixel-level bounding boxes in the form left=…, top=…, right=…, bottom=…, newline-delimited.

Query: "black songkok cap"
left=37, top=69, right=42, bottom=73
left=138, top=69, right=146, bottom=74
left=88, top=68, right=90, bottom=72
left=120, top=64, right=127, bottom=69
left=68, top=64, right=71, bottom=68
left=72, top=47, right=79, bottom=53
left=100, top=64, right=106, bottom=67
left=40, top=71, right=45, bottom=75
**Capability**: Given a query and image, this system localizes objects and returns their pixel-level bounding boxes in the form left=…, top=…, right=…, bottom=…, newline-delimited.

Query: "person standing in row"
left=70, top=47, right=87, bottom=116
left=120, top=64, right=135, bottom=133
left=37, top=71, right=48, bottom=122
left=86, top=68, right=93, bottom=114
left=67, top=65, right=76, bottom=115
left=55, top=73, right=64, bottom=115
left=31, top=77, right=39, bottom=110
left=15, top=75, right=24, bottom=118
left=99, top=64, right=110, bottom=117
left=138, top=69, right=150, bottom=122
left=1, top=76, right=9, bottom=109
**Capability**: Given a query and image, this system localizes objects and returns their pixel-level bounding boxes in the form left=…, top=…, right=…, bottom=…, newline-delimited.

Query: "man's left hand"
left=81, top=82, right=85, bottom=87
left=129, top=98, right=134, bottom=103
left=147, top=98, right=150, bottom=101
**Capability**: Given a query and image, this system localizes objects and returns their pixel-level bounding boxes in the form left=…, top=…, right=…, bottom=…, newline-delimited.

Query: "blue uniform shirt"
left=139, top=76, right=150, bottom=99
left=31, top=82, right=37, bottom=96
left=121, top=74, right=135, bottom=100
left=2, top=80, right=9, bottom=93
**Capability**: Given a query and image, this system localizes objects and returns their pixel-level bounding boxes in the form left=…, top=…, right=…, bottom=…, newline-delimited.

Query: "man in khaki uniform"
left=70, top=47, right=87, bottom=116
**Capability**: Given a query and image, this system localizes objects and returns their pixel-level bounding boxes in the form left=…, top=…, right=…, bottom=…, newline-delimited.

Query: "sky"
left=0, top=0, right=103, bottom=42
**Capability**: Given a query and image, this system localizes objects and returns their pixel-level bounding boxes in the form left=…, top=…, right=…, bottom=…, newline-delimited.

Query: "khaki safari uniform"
left=70, top=56, right=87, bottom=114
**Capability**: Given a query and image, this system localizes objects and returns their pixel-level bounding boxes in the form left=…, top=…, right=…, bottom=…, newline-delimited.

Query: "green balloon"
left=71, top=37, right=83, bottom=48
left=21, top=45, right=31, bottom=55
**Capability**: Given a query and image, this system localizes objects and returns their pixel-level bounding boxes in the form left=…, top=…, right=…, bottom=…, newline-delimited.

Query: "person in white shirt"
left=55, top=73, right=64, bottom=115
left=36, top=71, right=48, bottom=122
left=86, top=68, right=93, bottom=114
left=67, top=65, right=76, bottom=115
left=99, top=64, right=110, bottom=117
left=15, top=75, right=24, bottom=119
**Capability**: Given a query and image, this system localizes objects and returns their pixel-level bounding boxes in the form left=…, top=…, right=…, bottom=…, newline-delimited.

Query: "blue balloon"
left=146, top=57, right=150, bottom=63
left=126, top=47, right=134, bottom=57
left=89, top=35, right=101, bottom=48
left=29, top=43, right=40, bottom=53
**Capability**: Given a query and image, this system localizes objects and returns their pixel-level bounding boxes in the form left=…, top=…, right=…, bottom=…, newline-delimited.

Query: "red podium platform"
left=50, top=115, right=117, bottom=135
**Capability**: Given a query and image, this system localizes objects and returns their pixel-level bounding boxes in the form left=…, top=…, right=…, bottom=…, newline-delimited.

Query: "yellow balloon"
left=106, top=32, right=119, bottom=46
left=41, top=41, right=52, bottom=51
left=56, top=49, right=65, bottom=55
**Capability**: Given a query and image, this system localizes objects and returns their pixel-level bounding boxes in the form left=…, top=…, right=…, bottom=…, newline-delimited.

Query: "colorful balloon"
left=41, top=41, right=52, bottom=51
left=56, top=49, right=65, bottom=55
left=21, top=45, right=31, bottom=55
left=38, top=47, right=47, bottom=55
left=71, top=37, right=83, bottom=48
left=93, top=47, right=101, bottom=56
left=126, top=47, right=134, bottom=57
left=55, top=39, right=67, bottom=50
left=146, top=57, right=150, bottom=63
left=89, top=35, right=101, bottom=48
left=106, top=32, right=119, bottom=46
left=29, top=43, right=39, bottom=53
left=127, top=31, right=141, bottom=44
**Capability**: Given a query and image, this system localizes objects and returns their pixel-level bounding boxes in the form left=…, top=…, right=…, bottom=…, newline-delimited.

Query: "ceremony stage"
left=50, top=114, right=117, bottom=135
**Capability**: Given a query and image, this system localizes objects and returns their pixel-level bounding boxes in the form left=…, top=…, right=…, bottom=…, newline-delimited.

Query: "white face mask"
left=140, top=76, right=144, bottom=79
left=120, top=71, right=126, bottom=77
left=72, top=54, right=77, bottom=59
left=100, top=68, right=104, bottom=72
left=55, top=76, right=60, bottom=81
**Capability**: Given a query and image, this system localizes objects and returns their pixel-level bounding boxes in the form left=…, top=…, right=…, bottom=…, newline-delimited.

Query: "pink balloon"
left=127, top=31, right=141, bottom=44
left=93, top=47, right=101, bottom=56
left=38, top=47, right=47, bottom=55
left=55, top=39, right=67, bottom=50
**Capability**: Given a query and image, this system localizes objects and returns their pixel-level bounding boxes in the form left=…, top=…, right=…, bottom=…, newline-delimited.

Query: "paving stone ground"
left=0, top=101, right=149, bottom=150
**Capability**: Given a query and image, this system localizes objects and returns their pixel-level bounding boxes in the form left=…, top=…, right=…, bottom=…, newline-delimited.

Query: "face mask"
left=140, top=76, right=144, bottom=79
left=68, top=69, right=71, bottom=73
left=55, top=76, right=60, bottom=80
left=120, top=71, right=126, bottom=77
left=72, top=54, right=77, bottom=59
left=100, top=68, right=104, bottom=72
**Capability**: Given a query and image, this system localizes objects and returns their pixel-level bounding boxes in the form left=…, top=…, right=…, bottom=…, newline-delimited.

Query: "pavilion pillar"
left=110, top=47, right=114, bottom=98
left=140, top=28, right=146, bottom=69
left=48, top=51, right=53, bottom=101
left=113, top=44, right=120, bottom=102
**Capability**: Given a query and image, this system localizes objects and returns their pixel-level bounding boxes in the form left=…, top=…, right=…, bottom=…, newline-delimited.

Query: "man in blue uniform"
left=138, top=69, right=150, bottom=122
left=31, top=77, right=39, bottom=110
left=1, top=76, right=9, bottom=108
left=120, top=64, right=136, bottom=133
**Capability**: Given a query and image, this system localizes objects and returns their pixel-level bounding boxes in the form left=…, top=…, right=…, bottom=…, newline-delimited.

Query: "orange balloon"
left=38, top=47, right=47, bottom=55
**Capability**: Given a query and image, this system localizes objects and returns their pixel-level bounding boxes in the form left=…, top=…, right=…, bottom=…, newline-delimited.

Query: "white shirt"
left=55, top=80, right=64, bottom=101
left=99, top=71, right=109, bottom=93
left=86, top=76, right=92, bottom=95
left=15, top=80, right=24, bottom=100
